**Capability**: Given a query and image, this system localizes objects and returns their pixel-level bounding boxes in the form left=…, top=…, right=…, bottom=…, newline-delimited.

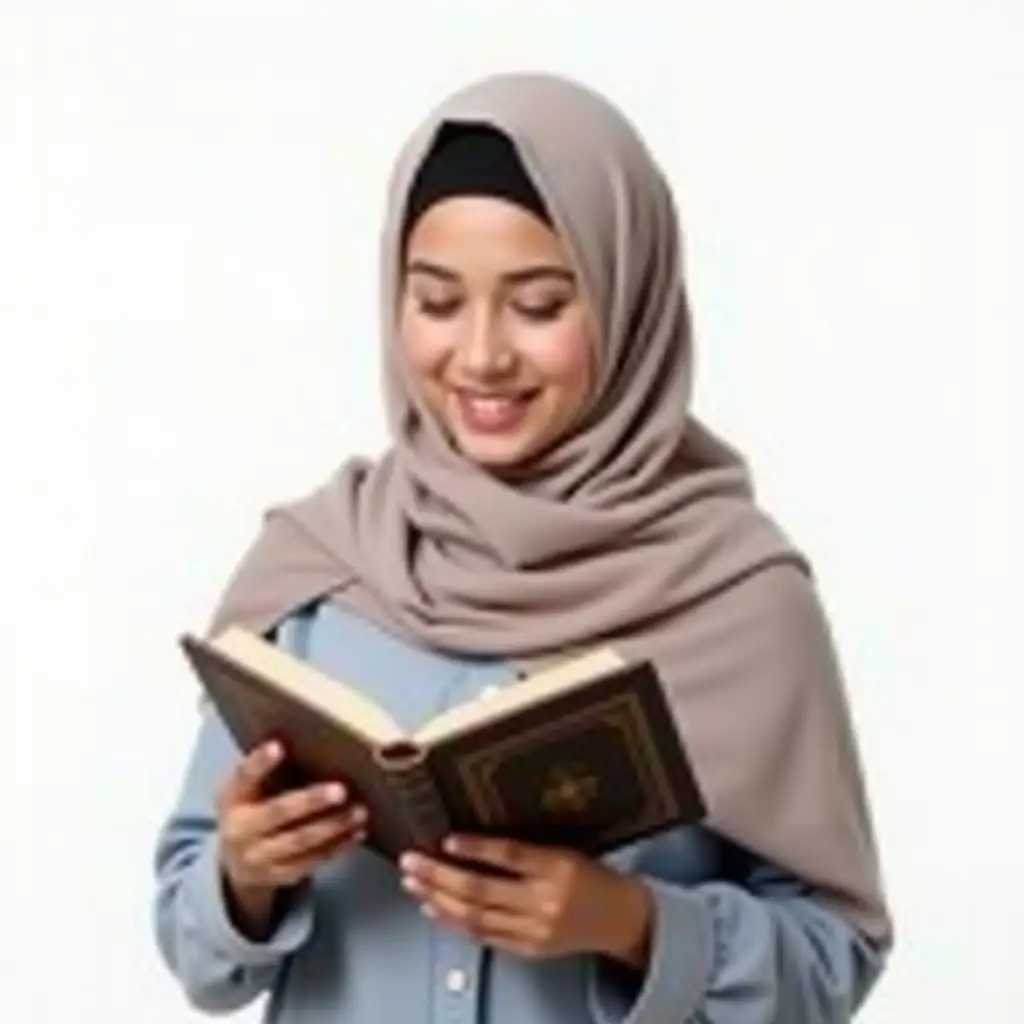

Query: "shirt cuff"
left=192, top=836, right=315, bottom=966
left=587, top=877, right=715, bottom=1024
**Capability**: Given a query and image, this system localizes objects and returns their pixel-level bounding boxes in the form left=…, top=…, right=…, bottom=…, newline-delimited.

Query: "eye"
left=417, top=296, right=462, bottom=319
left=512, top=298, right=569, bottom=323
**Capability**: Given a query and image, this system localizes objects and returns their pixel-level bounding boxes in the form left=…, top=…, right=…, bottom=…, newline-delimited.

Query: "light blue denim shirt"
left=153, top=599, right=885, bottom=1022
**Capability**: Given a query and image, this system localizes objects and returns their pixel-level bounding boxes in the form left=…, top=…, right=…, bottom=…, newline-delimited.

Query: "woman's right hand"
left=216, top=739, right=368, bottom=934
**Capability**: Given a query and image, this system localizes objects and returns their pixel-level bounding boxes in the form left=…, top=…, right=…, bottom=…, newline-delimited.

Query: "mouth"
left=450, top=386, right=541, bottom=435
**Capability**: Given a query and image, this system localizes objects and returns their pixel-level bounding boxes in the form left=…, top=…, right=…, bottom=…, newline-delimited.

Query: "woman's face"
left=399, top=196, right=595, bottom=472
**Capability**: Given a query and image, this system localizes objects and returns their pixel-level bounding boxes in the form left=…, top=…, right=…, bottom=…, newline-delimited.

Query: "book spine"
left=378, top=744, right=450, bottom=850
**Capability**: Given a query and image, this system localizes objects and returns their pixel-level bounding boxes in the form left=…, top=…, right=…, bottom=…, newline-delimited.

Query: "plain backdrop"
left=7, top=1, right=1020, bottom=1021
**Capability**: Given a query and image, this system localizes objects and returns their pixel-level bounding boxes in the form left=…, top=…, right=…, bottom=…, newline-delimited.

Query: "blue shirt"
left=153, top=599, right=885, bottom=1022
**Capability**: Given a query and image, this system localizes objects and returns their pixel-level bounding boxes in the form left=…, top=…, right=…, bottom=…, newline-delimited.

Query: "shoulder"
left=730, top=560, right=837, bottom=648
left=272, top=596, right=386, bottom=646
left=671, top=559, right=850, bottom=712
left=682, top=558, right=835, bottom=645
left=725, top=561, right=854, bottom=719
left=272, top=596, right=460, bottom=674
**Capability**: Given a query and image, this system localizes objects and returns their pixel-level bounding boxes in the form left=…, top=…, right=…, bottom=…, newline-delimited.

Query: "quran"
left=180, top=627, right=706, bottom=861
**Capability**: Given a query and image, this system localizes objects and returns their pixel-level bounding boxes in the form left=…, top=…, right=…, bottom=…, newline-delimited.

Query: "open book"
left=180, top=626, right=706, bottom=861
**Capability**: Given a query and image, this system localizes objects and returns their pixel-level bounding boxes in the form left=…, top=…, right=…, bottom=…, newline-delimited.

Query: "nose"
left=457, top=304, right=515, bottom=378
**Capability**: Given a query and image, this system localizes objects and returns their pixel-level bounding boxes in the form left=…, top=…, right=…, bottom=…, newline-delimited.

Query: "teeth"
left=457, top=391, right=531, bottom=429
left=470, top=397, right=516, bottom=412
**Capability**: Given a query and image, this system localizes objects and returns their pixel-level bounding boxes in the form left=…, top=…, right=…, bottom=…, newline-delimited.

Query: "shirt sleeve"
left=151, top=625, right=316, bottom=1014
left=586, top=854, right=887, bottom=1024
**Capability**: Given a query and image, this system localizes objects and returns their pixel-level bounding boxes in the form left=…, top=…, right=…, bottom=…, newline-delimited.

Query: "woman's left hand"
left=399, top=834, right=653, bottom=967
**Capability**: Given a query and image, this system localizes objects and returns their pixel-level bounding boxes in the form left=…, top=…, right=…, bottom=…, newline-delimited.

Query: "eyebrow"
left=405, top=259, right=575, bottom=286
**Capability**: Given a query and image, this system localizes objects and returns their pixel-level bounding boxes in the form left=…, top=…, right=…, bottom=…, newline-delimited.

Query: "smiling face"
left=398, top=196, right=596, bottom=473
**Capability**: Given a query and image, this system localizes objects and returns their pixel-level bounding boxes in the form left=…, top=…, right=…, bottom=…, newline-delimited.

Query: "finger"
left=441, top=835, right=548, bottom=877
left=224, top=778, right=348, bottom=848
left=248, top=780, right=350, bottom=839
left=262, top=824, right=370, bottom=887
left=483, top=932, right=554, bottom=961
left=400, top=852, right=526, bottom=912
left=221, top=739, right=285, bottom=806
left=418, top=886, right=533, bottom=945
left=248, top=805, right=368, bottom=871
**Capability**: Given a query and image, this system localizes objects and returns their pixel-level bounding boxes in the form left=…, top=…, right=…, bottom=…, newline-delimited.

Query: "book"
left=179, top=626, right=707, bottom=862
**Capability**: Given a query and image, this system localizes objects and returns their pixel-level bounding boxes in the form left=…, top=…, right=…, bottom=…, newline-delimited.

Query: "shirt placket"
left=426, top=661, right=510, bottom=1024
left=432, top=931, right=486, bottom=1024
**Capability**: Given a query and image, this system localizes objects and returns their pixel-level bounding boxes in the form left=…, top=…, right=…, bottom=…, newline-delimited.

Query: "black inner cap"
left=400, top=122, right=552, bottom=249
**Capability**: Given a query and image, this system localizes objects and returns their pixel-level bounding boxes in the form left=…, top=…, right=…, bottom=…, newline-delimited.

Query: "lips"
left=452, top=387, right=539, bottom=434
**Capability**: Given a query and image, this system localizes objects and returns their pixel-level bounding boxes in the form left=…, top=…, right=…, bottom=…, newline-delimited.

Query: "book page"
left=413, top=647, right=627, bottom=746
left=213, top=627, right=406, bottom=745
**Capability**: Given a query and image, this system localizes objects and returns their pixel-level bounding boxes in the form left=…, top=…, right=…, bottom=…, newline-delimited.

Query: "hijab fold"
left=205, top=72, right=892, bottom=950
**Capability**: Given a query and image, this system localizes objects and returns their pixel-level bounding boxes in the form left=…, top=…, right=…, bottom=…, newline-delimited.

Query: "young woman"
left=153, top=72, right=893, bottom=1023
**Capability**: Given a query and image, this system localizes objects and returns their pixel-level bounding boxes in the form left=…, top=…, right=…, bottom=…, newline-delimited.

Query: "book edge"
left=181, top=629, right=405, bottom=749
left=413, top=647, right=632, bottom=746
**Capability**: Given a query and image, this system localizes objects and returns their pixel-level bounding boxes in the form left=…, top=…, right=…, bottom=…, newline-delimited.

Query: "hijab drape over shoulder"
left=206, top=72, right=892, bottom=950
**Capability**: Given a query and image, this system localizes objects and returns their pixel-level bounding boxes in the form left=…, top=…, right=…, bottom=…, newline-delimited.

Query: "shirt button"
left=445, top=967, right=468, bottom=993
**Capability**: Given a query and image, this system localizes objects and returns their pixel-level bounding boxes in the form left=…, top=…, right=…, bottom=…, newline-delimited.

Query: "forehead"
left=404, top=196, right=571, bottom=272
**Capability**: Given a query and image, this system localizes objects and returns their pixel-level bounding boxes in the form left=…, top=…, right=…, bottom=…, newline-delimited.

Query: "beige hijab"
left=207, top=72, right=892, bottom=948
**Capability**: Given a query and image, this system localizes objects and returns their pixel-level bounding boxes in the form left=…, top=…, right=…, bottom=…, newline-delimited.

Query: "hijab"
left=205, top=72, right=892, bottom=949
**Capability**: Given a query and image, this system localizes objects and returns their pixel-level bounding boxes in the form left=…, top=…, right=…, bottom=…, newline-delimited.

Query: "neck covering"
left=206, top=72, right=892, bottom=949
left=401, top=122, right=551, bottom=246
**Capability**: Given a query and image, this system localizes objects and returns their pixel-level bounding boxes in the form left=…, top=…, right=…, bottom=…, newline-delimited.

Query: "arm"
left=152, top=703, right=316, bottom=1014
left=587, top=853, right=887, bottom=1024
left=152, top=616, right=317, bottom=1014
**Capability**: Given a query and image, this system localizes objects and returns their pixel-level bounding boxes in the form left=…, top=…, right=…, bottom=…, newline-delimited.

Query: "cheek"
left=400, top=310, right=451, bottom=379
left=520, top=318, right=594, bottom=396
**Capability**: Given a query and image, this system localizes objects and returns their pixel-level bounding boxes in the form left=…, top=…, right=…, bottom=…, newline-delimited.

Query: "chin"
left=452, top=431, right=542, bottom=471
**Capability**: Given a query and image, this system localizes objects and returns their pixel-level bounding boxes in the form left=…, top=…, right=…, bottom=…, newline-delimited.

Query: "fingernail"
left=325, top=783, right=346, bottom=802
left=352, top=805, right=367, bottom=823
left=399, top=852, right=418, bottom=871
left=264, top=740, right=282, bottom=760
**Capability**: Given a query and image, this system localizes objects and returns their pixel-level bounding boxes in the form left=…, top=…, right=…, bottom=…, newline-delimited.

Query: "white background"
left=7, top=1, right=1020, bottom=1021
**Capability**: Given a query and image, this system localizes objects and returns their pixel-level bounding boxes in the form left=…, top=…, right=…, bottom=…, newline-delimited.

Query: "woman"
left=153, top=72, right=893, bottom=1023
